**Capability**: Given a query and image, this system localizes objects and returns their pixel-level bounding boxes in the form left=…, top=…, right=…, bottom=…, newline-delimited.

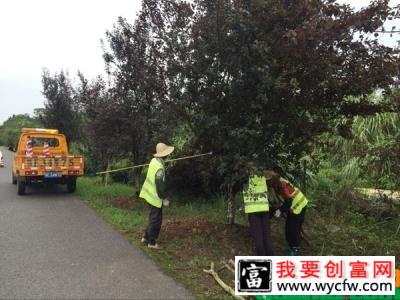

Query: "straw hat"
left=154, top=143, right=174, bottom=158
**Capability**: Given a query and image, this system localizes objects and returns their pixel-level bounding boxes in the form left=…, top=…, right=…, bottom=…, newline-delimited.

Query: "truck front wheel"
left=17, top=177, right=26, bottom=195
left=67, top=177, right=77, bottom=193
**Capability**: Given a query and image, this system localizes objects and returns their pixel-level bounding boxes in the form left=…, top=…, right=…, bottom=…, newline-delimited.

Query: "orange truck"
left=11, top=128, right=84, bottom=195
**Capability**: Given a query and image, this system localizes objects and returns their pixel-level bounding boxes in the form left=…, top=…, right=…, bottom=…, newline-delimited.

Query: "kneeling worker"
left=266, top=171, right=308, bottom=256
left=139, top=142, right=174, bottom=249
left=243, top=163, right=274, bottom=256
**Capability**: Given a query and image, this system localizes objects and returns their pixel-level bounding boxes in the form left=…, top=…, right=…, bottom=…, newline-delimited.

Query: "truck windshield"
left=30, top=137, right=60, bottom=147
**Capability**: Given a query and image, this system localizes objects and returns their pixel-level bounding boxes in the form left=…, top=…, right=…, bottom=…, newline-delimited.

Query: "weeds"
left=76, top=175, right=400, bottom=299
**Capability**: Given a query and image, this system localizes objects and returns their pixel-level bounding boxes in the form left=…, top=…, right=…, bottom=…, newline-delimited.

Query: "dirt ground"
left=105, top=195, right=345, bottom=299
left=136, top=217, right=315, bottom=299
left=149, top=218, right=256, bottom=299
left=108, top=196, right=133, bottom=210
left=95, top=191, right=400, bottom=299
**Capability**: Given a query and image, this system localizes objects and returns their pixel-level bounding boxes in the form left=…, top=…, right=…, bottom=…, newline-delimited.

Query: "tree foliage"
left=38, top=0, right=400, bottom=223
left=41, top=69, right=81, bottom=143
left=0, top=114, right=42, bottom=147
left=72, top=73, right=116, bottom=173
left=332, top=110, right=400, bottom=190
left=103, top=13, right=169, bottom=189
left=139, top=0, right=400, bottom=222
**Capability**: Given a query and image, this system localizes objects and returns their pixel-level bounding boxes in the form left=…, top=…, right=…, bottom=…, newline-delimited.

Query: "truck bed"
left=14, top=154, right=84, bottom=177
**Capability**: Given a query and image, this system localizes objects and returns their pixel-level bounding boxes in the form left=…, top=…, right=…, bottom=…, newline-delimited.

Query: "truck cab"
left=12, top=128, right=84, bottom=195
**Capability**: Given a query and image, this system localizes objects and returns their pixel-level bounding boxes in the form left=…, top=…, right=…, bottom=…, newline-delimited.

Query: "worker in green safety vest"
left=139, top=142, right=174, bottom=249
left=242, top=162, right=274, bottom=256
left=266, top=171, right=308, bottom=256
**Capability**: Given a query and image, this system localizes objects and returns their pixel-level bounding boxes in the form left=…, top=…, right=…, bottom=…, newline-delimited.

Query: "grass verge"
left=76, top=177, right=400, bottom=300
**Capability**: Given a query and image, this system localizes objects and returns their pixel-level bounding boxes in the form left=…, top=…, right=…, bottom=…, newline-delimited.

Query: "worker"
left=242, top=162, right=274, bottom=256
left=139, top=142, right=174, bottom=250
left=43, top=139, right=50, bottom=156
left=26, top=136, right=33, bottom=158
left=266, top=171, right=308, bottom=256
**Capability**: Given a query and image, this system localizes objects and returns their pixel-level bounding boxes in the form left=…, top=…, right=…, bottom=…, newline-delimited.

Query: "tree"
left=0, top=114, right=42, bottom=147
left=144, top=0, right=400, bottom=223
left=75, top=73, right=119, bottom=174
left=41, top=69, right=80, bottom=143
left=101, top=11, right=167, bottom=190
left=329, top=96, right=400, bottom=190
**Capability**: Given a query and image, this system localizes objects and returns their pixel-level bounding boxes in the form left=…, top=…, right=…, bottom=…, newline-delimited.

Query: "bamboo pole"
left=95, top=152, right=212, bottom=175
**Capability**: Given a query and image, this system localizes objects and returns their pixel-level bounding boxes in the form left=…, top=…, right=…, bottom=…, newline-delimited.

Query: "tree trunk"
left=225, top=184, right=235, bottom=225
left=104, top=160, right=110, bottom=186
left=100, top=154, right=107, bottom=185
left=133, top=168, right=141, bottom=196
left=132, top=144, right=143, bottom=195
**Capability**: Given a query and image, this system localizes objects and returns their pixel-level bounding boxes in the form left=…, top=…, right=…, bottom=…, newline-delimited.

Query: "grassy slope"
left=76, top=177, right=400, bottom=300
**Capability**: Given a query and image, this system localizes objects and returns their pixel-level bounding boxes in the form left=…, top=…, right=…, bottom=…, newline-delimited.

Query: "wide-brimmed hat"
left=154, top=143, right=174, bottom=158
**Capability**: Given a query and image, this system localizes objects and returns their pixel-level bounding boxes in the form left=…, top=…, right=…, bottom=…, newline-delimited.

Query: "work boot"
left=148, top=243, right=162, bottom=250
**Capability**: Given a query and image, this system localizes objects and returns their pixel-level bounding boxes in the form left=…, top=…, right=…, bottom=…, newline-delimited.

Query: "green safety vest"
left=243, top=175, right=269, bottom=214
left=139, top=158, right=164, bottom=208
left=280, top=178, right=308, bottom=214
left=290, top=189, right=308, bottom=214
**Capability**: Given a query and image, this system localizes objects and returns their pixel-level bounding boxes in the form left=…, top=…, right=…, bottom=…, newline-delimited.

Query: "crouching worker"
left=139, top=142, right=174, bottom=250
left=243, top=163, right=274, bottom=256
left=266, top=171, right=308, bottom=256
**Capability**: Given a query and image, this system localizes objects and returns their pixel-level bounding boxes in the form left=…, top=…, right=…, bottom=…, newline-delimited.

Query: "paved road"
left=0, top=148, right=192, bottom=299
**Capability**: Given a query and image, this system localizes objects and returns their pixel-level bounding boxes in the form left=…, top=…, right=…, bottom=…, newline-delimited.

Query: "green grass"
left=167, top=196, right=226, bottom=219
left=76, top=177, right=148, bottom=230
left=76, top=177, right=246, bottom=299
left=307, top=208, right=400, bottom=257
left=77, top=177, right=134, bottom=200
left=76, top=176, right=400, bottom=299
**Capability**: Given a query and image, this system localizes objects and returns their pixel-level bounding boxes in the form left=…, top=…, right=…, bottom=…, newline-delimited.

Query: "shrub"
left=308, top=159, right=363, bottom=210
left=108, top=158, right=134, bottom=184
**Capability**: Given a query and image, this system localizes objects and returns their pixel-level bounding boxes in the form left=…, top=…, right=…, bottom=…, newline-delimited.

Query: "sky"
left=0, top=0, right=399, bottom=124
left=0, top=0, right=141, bottom=124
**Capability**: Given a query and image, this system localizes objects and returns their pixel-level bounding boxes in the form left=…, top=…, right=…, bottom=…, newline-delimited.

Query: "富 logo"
left=237, top=259, right=272, bottom=293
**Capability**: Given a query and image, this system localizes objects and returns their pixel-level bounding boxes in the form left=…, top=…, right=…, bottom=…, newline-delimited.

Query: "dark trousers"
left=248, top=212, right=274, bottom=256
left=144, top=204, right=163, bottom=245
left=285, top=207, right=306, bottom=247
